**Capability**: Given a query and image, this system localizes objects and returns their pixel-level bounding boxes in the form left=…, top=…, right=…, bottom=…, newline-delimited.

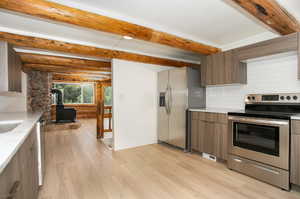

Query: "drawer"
left=198, top=112, right=206, bottom=121
left=197, top=112, right=226, bottom=123
left=205, top=112, right=218, bottom=122
left=191, top=112, right=198, bottom=120
left=218, top=113, right=228, bottom=124
left=228, top=155, right=289, bottom=190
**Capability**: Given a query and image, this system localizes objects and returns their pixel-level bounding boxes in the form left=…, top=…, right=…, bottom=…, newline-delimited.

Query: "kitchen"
left=1, top=0, right=300, bottom=198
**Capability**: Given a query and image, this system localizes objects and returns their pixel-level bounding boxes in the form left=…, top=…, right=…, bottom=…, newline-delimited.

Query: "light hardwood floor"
left=39, top=119, right=300, bottom=199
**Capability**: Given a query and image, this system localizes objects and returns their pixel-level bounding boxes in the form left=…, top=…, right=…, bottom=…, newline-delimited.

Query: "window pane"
left=104, top=86, right=112, bottom=106
left=52, top=83, right=95, bottom=104
left=83, top=85, right=94, bottom=104
left=62, top=84, right=82, bottom=104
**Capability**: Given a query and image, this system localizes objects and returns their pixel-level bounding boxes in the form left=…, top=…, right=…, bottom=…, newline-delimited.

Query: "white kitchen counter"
left=189, top=107, right=243, bottom=114
left=291, top=115, right=300, bottom=120
left=0, top=112, right=43, bottom=174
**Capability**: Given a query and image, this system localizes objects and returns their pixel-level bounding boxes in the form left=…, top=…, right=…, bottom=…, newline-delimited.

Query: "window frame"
left=52, top=82, right=96, bottom=105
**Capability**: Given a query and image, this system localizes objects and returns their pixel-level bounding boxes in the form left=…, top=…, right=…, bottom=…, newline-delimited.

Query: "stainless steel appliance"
left=36, top=119, right=46, bottom=186
left=158, top=67, right=205, bottom=149
left=228, top=93, right=300, bottom=190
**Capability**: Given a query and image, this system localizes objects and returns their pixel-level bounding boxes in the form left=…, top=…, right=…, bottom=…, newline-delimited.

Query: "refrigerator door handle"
left=169, top=86, right=173, bottom=114
left=165, top=85, right=170, bottom=114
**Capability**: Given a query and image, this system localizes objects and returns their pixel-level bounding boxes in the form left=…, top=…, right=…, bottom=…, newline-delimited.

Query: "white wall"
left=112, top=59, right=171, bottom=150
left=0, top=72, right=27, bottom=112
left=206, top=54, right=300, bottom=109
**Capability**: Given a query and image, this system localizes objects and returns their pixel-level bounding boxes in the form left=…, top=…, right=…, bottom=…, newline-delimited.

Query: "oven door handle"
left=228, top=116, right=289, bottom=126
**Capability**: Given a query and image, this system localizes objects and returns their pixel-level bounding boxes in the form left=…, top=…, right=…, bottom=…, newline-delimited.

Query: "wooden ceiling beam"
left=19, top=53, right=111, bottom=70
left=23, top=63, right=111, bottom=76
left=52, top=73, right=110, bottom=82
left=19, top=54, right=111, bottom=72
left=0, top=0, right=220, bottom=55
left=230, top=0, right=300, bottom=35
left=0, top=32, right=198, bottom=67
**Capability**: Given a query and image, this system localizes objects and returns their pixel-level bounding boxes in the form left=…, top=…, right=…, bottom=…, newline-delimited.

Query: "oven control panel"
left=246, top=93, right=300, bottom=104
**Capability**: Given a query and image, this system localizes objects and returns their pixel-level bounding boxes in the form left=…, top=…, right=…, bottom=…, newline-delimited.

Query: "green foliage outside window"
left=104, top=86, right=112, bottom=106
left=53, top=83, right=94, bottom=104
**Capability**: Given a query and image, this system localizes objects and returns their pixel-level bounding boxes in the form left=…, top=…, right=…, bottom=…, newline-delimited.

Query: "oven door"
left=228, top=116, right=289, bottom=170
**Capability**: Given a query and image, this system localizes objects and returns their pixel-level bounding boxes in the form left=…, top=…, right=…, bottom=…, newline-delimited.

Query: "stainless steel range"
left=228, top=93, right=300, bottom=190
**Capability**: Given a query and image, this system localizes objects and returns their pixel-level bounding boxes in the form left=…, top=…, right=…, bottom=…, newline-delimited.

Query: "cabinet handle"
left=233, top=158, right=242, bottom=163
left=6, top=181, right=20, bottom=199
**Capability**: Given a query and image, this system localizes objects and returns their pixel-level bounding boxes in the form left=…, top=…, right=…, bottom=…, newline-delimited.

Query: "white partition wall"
left=112, top=59, right=172, bottom=151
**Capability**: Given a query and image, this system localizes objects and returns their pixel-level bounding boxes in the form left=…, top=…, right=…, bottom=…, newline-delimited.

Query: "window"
left=104, top=86, right=112, bottom=106
left=53, top=83, right=95, bottom=104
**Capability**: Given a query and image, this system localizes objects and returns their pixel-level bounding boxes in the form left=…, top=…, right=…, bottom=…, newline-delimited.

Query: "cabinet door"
left=7, top=43, right=22, bottom=92
left=0, top=154, right=22, bottom=199
left=236, top=32, right=298, bottom=61
left=212, top=52, right=225, bottom=85
left=224, top=50, right=233, bottom=84
left=198, top=120, right=205, bottom=152
left=200, top=56, right=207, bottom=87
left=19, top=127, right=39, bottom=199
left=191, top=118, right=198, bottom=151
left=206, top=55, right=213, bottom=85
left=291, top=134, right=300, bottom=185
left=214, top=123, right=228, bottom=160
left=203, top=122, right=215, bottom=155
left=291, top=120, right=300, bottom=185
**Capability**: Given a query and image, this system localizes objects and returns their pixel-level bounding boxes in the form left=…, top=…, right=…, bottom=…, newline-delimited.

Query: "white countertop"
left=189, top=107, right=243, bottom=114
left=0, top=112, right=43, bottom=174
left=291, top=114, right=300, bottom=120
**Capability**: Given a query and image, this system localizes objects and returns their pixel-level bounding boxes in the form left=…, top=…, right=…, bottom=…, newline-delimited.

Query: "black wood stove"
left=51, top=89, right=77, bottom=123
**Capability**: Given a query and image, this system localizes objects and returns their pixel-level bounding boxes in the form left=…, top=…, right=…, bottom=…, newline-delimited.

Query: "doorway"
left=97, top=82, right=113, bottom=149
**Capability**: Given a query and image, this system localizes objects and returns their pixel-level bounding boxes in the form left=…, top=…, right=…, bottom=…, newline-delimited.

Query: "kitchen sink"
left=0, top=121, right=23, bottom=134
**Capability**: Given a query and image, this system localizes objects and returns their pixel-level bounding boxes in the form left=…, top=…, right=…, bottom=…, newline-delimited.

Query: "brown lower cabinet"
left=0, top=125, right=39, bottom=199
left=191, top=112, right=228, bottom=160
left=291, top=120, right=300, bottom=186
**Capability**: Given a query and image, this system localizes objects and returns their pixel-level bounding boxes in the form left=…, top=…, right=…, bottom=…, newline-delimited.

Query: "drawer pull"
left=233, top=158, right=242, bottom=163
left=6, top=181, right=20, bottom=199
left=253, top=165, right=280, bottom=175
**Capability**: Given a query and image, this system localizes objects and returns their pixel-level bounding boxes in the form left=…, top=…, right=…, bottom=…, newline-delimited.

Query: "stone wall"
left=27, top=71, right=52, bottom=122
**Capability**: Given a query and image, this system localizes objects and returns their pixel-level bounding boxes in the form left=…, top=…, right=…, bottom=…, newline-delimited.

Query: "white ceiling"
left=1, top=0, right=299, bottom=63
left=0, top=10, right=202, bottom=63
left=48, top=0, right=275, bottom=45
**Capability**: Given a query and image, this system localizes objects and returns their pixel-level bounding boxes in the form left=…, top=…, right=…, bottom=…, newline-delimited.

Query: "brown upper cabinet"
left=200, top=32, right=300, bottom=86
left=235, top=33, right=298, bottom=61
left=200, top=50, right=247, bottom=86
left=0, top=41, right=22, bottom=93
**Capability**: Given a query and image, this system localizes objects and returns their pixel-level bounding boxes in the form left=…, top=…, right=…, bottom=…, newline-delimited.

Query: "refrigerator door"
left=168, top=68, right=188, bottom=148
left=158, top=70, right=170, bottom=143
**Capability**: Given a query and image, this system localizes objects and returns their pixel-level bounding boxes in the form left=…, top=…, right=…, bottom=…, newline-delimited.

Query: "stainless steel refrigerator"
left=158, top=67, right=205, bottom=149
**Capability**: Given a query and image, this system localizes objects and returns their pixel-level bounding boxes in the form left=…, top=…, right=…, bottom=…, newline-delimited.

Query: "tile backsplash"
left=206, top=54, right=300, bottom=109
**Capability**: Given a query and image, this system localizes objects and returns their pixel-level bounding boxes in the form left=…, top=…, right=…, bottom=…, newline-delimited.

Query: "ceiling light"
left=123, top=35, right=133, bottom=40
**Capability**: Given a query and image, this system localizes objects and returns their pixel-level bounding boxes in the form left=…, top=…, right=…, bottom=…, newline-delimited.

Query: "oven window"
left=233, top=122, right=279, bottom=156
